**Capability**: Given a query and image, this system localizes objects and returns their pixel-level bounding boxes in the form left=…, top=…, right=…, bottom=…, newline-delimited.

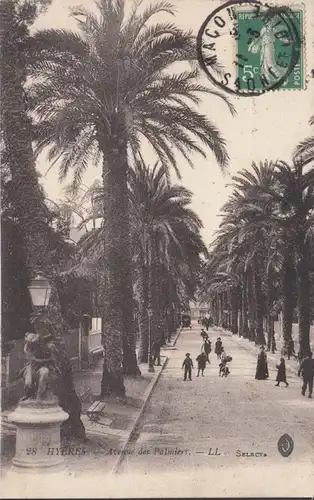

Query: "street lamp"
left=148, top=307, right=155, bottom=373
left=28, top=272, right=52, bottom=308
left=28, top=273, right=54, bottom=338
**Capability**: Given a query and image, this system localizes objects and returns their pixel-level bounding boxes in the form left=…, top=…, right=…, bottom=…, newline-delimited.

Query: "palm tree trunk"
left=282, top=250, right=294, bottom=351
left=230, top=287, right=239, bottom=334
left=211, top=296, right=218, bottom=326
left=147, top=235, right=158, bottom=360
left=226, top=291, right=232, bottom=330
left=219, top=293, right=224, bottom=327
left=266, top=266, right=276, bottom=352
left=253, top=261, right=266, bottom=345
left=296, top=238, right=311, bottom=357
left=247, top=265, right=256, bottom=341
left=100, top=144, right=139, bottom=395
left=163, top=278, right=173, bottom=343
left=155, top=260, right=166, bottom=344
left=242, top=274, right=249, bottom=338
left=137, top=259, right=149, bottom=363
left=238, top=284, right=243, bottom=336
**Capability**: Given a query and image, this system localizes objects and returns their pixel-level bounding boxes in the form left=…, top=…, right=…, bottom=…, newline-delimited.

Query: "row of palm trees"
left=200, top=142, right=314, bottom=358
left=64, top=158, right=207, bottom=392
left=2, top=0, right=232, bottom=396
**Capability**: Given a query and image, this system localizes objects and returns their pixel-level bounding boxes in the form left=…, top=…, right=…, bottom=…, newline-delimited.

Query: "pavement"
left=113, top=324, right=314, bottom=497
left=1, top=323, right=313, bottom=498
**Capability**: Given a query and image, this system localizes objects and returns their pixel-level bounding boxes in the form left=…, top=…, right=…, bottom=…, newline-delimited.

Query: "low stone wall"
left=274, top=321, right=314, bottom=352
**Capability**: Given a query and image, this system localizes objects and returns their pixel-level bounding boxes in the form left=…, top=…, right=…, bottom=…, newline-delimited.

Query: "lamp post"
left=28, top=272, right=52, bottom=308
left=148, top=307, right=155, bottom=373
left=8, top=272, right=68, bottom=469
left=28, top=272, right=55, bottom=334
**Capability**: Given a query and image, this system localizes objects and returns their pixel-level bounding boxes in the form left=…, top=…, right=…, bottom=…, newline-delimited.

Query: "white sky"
left=33, top=0, right=314, bottom=246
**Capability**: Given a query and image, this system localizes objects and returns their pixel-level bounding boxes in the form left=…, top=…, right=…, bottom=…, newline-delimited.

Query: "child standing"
left=215, top=337, right=223, bottom=359
left=196, top=352, right=207, bottom=377
left=275, top=357, right=289, bottom=387
left=182, top=353, right=193, bottom=381
left=200, top=329, right=208, bottom=341
left=202, top=338, right=212, bottom=362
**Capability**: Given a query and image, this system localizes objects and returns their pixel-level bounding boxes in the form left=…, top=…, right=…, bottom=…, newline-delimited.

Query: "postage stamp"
left=236, top=7, right=304, bottom=90
left=197, top=0, right=304, bottom=95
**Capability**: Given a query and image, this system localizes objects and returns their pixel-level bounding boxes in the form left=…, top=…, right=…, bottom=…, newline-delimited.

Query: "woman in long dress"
left=255, top=346, right=269, bottom=380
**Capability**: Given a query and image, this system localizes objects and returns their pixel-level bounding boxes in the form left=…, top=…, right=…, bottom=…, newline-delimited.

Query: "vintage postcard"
left=1, top=0, right=314, bottom=497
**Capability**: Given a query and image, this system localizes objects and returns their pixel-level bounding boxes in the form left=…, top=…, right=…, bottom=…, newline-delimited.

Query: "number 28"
left=26, top=447, right=37, bottom=455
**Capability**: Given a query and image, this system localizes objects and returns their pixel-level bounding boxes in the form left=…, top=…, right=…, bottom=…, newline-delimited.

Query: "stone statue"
left=20, top=332, right=60, bottom=401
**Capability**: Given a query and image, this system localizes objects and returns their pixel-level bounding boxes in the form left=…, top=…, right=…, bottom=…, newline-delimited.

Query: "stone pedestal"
left=8, top=398, right=69, bottom=468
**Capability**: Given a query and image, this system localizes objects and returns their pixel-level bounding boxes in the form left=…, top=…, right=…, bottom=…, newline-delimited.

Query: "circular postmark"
left=197, top=0, right=301, bottom=96
left=277, top=433, right=294, bottom=457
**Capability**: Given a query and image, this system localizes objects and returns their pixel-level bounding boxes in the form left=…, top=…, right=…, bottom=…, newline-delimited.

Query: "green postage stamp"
left=237, top=8, right=304, bottom=91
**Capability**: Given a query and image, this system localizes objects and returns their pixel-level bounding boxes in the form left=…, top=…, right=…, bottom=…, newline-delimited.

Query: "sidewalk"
left=1, top=329, right=181, bottom=477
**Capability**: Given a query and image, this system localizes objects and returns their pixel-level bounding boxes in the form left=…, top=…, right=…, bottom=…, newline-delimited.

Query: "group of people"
left=183, top=326, right=314, bottom=398
left=255, top=345, right=314, bottom=398
left=198, top=315, right=213, bottom=331
left=182, top=329, right=232, bottom=380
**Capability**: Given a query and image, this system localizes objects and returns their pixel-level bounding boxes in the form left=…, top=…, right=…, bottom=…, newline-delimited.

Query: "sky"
left=33, top=0, right=314, bottom=246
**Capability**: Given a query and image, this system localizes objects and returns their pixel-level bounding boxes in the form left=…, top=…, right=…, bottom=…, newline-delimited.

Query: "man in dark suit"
left=298, top=351, right=314, bottom=398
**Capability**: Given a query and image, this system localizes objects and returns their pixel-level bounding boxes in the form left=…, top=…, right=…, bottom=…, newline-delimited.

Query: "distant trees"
left=201, top=156, right=314, bottom=358
left=129, top=160, right=207, bottom=362
left=65, top=158, right=207, bottom=376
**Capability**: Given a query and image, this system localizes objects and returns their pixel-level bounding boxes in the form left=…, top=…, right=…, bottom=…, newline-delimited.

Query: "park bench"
left=86, top=400, right=106, bottom=423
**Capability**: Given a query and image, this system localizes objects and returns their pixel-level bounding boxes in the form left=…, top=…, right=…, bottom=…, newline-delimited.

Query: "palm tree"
left=129, top=159, right=207, bottom=362
left=67, top=162, right=206, bottom=367
left=267, top=160, right=314, bottom=357
left=1, top=0, right=53, bottom=279
left=294, top=113, right=314, bottom=168
left=1, top=0, right=86, bottom=438
left=206, top=158, right=314, bottom=357
left=205, top=162, right=279, bottom=345
left=28, top=0, right=232, bottom=393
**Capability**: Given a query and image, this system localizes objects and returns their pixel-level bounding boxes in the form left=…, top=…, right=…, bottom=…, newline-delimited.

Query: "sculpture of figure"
left=20, top=332, right=60, bottom=401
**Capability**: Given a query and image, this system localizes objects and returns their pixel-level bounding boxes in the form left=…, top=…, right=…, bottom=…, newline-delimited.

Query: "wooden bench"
left=86, top=401, right=106, bottom=423
left=90, top=345, right=104, bottom=356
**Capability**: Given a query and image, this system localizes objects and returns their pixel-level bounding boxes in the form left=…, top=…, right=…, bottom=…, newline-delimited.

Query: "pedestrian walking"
left=152, top=340, right=161, bottom=366
left=203, top=316, right=210, bottom=331
left=214, top=337, right=223, bottom=359
left=298, top=351, right=314, bottom=398
left=202, top=338, right=212, bottom=362
left=220, top=347, right=227, bottom=360
left=219, top=354, right=232, bottom=377
left=200, top=329, right=208, bottom=340
left=287, top=338, right=297, bottom=360
left=275, top=358, right=289, bottom=387
left=196, top=352, right=207, bottom=377
left=182, top=352, right=193, bottom=381
left=255, top=346, right=269, bottom=380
